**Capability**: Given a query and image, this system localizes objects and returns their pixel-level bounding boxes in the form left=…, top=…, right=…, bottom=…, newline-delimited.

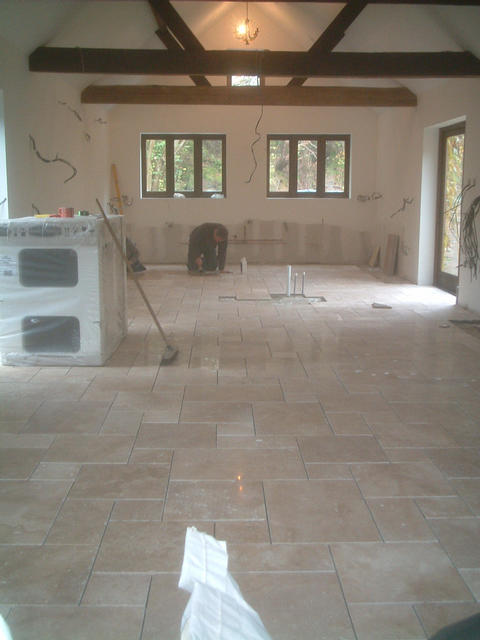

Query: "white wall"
left=376, top=79, right=480, bottom=313
left=108, top=103, right=380, bottom=263
left=0, top=35, right=110, bottom=218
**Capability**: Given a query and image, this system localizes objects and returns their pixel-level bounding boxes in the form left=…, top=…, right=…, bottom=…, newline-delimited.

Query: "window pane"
left=174, top=139, right=194, bottom=192
left=145, top=139, right=166, bottom=192
left=441, top=133, right=464, bottom=275
left=269, top=139, right=289, bottom=192
left=231, top=75, right=260, bottom=86
left=202, top=139, right=223, bottom=192
left=297, top=140, right=317, bottom=193
left=325, top=140, right=345, bottom=193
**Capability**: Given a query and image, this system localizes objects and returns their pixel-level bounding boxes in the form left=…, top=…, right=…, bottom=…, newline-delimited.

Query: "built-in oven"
left=0, top=215, right=127, bottom=366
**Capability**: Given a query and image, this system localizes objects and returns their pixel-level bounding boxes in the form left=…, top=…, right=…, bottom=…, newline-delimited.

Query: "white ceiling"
left=1, top=0, right=480, bottom=93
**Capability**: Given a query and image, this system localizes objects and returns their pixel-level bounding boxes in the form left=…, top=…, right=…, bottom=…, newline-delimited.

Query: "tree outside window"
left=267, top=134, right=350, bottom=198
left=141, top=134, right=226, bottom=198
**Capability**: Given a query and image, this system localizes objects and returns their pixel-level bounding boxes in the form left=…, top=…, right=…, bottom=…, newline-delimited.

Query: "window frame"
left=141, top=133, right=226, bottom=198
left=267, top=134, right=350, bottom=199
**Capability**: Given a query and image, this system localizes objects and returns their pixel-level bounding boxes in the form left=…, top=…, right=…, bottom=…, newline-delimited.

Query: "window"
left=267, top=134, right=350, bottom=198
left=141, top=134, right=226, bottom=198
left=229, top=75, right=262, bottom=87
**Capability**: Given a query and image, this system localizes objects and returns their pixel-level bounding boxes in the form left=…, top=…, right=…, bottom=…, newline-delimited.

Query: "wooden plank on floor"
left=383, top=234, right=399, bottom=276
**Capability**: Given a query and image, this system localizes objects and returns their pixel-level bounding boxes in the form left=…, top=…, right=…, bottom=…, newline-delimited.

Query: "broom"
left=96, top=199, right=178, bottom=365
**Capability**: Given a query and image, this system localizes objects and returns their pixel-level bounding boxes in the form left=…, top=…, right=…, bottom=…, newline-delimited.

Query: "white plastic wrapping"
left=0, top=215, right=127, bottom=366
left=179, top=527, right=271, bottom=640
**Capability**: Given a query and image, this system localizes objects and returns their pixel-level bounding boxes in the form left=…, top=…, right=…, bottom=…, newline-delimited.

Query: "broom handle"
left=111, top=164, right=124, bottom=215
left=96, top=199, right=170, bottom=345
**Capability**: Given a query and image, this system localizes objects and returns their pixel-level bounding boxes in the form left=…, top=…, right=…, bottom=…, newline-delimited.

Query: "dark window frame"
left=267, top=134, right=350, bottom=198
left=141, top=133, right=226, bottom=198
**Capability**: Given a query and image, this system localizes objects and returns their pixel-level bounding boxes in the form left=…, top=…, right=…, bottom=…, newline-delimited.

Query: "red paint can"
left=58, top=207, right=74, bottom=218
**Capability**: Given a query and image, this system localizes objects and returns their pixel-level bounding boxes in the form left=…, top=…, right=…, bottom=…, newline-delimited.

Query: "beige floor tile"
left=450, top=478, right=480, bottom=515
left=7, top=605, right=144, bottom=640
left=24, top=401, right=110, bottom=434
left=264, top=480, right=381, bottom=543
left=100, top=409, right=143, bottom=435
left=110, top=500, right=164, bottom=521
left=366, top=498, right=436, bottom=541
left=217, top=422, right=255, bottom=435
left=428, top=518, right=480, bottom=568
left=327, top=413, right=372, bottom=435
left=0, top=545, right=97, bottom=604
left=414, top=602, right=480, bottom=638
left=426, top=447, right=480, bottom=478
left=331, top=542, right=474, bottom=603
left=112, top=391, right=182, bottom=422
left=253, top=402, right=330, bottom=435
left=349, top=603, right=427, bottom=640
left=369, top=422, right=459, bottom=448
left=306, top=463, right=353, bottom=479
left=142, top=574, right=189, bottom=640
left=31, top=462, right=81, bottom=480
left=135, top=422, right=216, bottom=449
left=235, top=572, right=355, bottom=640
left=0, top=480, right=71, bottom=544
left=81, top=573, right=151, bottom=606
left=0, top=449, right=45, bottom=479
left=164, top=480, right=266, bottom=521
left=44, top=434, right=135, bottom=463
left=459, top=569, right=480, bottom=601
left=217, top=435, right=298, bottom=448
left=2, top=266, right=479, bottom=637
left=94, top=521, right=212, bottom=572
left=180, top=401, right=252, bottom=423
left=0, top=433, right=54, bottom=449
left=298, top=435, right=386, bottom=463
left=184, top=383, right=283, bottom=402
left=69, top=464, right=169, bottom=500
left=214, top=520, right=271, bottom=543
left=383, top=448, right=436, bottom=462
left=128, top=449, right=173, bottom=464
left=351, top=462, right=455, bottom=497
left=171, top=448, right=306, bottom=480
left=45, top=499, right=112, bottom=544
left=228, top=543, right=334, bottom=573
left=415, top=495, right=474, bottom=518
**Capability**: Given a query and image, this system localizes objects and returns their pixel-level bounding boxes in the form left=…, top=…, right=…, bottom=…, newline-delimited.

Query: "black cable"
left=245, top=103, right=264, bottom=184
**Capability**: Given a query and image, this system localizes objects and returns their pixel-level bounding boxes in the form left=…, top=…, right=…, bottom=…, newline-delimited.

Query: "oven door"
left=0, top=245, right=104, bottom=365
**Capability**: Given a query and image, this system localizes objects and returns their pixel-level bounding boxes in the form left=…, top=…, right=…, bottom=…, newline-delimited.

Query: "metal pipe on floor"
left=302, top=272, right=306, bottom=296
left=286, top=265, right=292, bottom=296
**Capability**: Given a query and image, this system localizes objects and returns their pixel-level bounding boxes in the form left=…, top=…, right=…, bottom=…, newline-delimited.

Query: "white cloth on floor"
left=179, top=527, right=271, bottom=640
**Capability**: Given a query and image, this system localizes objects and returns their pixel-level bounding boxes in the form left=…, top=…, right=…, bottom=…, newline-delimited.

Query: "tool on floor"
left=96, top=199, right=179, bottom=365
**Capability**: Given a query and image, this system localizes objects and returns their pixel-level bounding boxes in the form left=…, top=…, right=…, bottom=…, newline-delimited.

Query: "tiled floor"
left=1, top=264, right=480, bottom=640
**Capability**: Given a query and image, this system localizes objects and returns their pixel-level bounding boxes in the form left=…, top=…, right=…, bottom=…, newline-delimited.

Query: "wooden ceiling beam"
left=289, top=0, right=368, bottom=87
left=29, top=48, right=480, bottom=77
left=148, top=0, right=210, bottom=87
left=148, top=0, right=205, bottom=51
left=81, top=84, right=417, bottom=107
left=169, top=0, right=480, bottom=4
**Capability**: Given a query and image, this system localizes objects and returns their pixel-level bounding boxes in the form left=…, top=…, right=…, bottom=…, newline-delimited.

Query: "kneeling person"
left=187, top=223, right=228, bottom=273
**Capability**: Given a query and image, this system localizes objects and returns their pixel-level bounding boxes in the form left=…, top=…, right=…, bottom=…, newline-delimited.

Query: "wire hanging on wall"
left=245, top=104, right=264, bottom=184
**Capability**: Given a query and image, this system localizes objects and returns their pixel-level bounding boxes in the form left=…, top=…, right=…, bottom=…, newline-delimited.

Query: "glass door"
left=435, top=123, right=465, bottom=294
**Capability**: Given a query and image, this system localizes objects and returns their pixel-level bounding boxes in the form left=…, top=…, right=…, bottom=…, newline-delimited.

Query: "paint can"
left=58, top=207, right=74, bottom=218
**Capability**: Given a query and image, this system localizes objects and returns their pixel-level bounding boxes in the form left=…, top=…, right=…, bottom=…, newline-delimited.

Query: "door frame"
left=434, top=122, right=465, bottom=295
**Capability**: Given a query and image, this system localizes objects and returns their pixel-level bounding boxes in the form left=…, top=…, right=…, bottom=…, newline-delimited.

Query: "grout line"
left=328, top=544, right=360, bottom=640
left=78, top=501, right=116, bottom=605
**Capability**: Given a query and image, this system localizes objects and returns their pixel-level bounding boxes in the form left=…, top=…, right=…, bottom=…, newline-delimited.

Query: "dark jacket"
left=187, top=223, right=228, bottom=270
